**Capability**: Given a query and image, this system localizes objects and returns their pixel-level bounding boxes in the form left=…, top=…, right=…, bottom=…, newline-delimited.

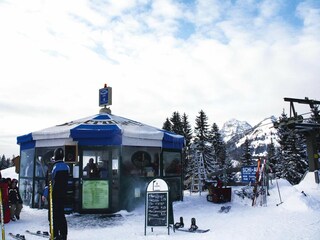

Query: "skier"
left=43, top=148, right=70, bottom=240
left=8, top=179, right=23, bottom=221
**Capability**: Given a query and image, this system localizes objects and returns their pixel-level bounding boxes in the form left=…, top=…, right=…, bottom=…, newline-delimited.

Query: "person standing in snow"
left=43, top=148, right=70, bottom=240
left=8, top=179, right=23, bottom=221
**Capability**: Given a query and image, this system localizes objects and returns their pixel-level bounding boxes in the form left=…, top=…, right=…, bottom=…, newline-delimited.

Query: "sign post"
left=145, top=178, right=170, bottom=236
left=241, top=166, right=257, bottom=183
left=99, top=84, right=112, bottom=107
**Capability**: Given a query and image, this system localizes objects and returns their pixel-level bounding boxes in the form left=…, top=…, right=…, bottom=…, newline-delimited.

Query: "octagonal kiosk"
left=17, top=113, right=184, bottom=214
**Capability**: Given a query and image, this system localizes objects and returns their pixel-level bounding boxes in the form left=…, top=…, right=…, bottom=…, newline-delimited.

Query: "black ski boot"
left=174, top=216, right=184, bottom=229
left=189, top=217, right=198, bottom=232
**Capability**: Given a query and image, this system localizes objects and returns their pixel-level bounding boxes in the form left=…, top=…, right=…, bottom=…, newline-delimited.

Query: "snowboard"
left=26, top=230, right=50, bottom=238
left=173, top=217, right=210, bottom=233
left=175, top=228, right=210, bottom=233
left=9, top=233, right=26, bottom=240
left=218, top=205, right=231, bottom=213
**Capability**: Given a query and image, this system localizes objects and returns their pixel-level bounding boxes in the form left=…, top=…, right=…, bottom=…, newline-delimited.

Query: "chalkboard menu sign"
left=144, top=179, right=170, bottom=235
left=147, top=192, right=168, bottom=226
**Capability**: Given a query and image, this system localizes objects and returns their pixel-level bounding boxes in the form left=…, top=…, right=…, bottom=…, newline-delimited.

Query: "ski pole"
left=0, top=188, right=5, bottom=240
left=275, top=178, right=283, bottom=206
left=49, top=176, right=54, bottom=240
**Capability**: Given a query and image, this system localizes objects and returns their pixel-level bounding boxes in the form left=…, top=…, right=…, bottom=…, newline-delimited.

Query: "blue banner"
left=241, top=166, right=257, bottom=183
left=99, top=87, right=112, bottom=106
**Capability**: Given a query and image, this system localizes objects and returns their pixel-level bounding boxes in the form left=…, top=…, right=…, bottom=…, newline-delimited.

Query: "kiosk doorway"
left=80, top=148, right=119, bottom=213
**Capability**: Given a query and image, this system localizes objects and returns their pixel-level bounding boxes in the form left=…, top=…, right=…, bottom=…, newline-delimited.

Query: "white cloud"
left=0, top=0, right=319, bottom=156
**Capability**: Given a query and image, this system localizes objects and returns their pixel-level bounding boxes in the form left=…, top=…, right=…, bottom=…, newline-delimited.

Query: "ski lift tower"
left=190, top=151, right=207, bottom=195
left=274, top=97, right=320, bottom=183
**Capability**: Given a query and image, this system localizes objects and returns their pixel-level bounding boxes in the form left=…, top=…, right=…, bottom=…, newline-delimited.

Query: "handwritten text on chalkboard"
left=147, top=192, right=168, bottom=226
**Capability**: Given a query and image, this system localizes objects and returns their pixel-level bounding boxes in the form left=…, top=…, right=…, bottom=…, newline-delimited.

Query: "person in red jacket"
left=8, top=179, right=23, bottom=221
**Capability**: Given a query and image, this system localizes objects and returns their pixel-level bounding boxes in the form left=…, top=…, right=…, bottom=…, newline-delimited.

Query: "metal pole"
left=0, top=188, right=5, bottom=240
left=275, top=178, right=283, bottom=206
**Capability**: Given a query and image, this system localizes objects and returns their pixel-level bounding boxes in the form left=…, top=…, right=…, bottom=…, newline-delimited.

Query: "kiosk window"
left=35, top=148, right=55, bottom=178
left=122, top=147, right=161, bottom=177
left=20, top=149, right=35, bottom=178
left=163, top=151, right=181, bottom=176
left=82, top=148, right=119, bottom=179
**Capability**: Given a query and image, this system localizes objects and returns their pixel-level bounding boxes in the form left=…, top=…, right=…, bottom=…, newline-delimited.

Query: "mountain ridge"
left=221, top=116, right=278, bottom=161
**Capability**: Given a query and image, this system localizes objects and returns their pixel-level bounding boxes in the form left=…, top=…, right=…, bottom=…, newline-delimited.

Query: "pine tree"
left=184, top=110, right=210, bottom=189
left=192, top=110, right=214, bottom=174
left=267, top=138, right=277, bottom=173
left=275, top=111, right=289, bottom=178
left=164, top=111, right=193, bottom=189
left=193, top=110, right=209, bottom=151
left=207, top=124, right=219, bottom=173
left=162, top=117, right=172, bottom=131
left=240, top=138, right=252, bottom=166
left=181, top=113, right=193, bottom=148
left=276, top=111, right=308, bottom=184
left=0, top=154, right=6, bottom=170
left=210, top=123, right=227, bottom=169
left=181, top=113, right=193, bottom=183
left=281, top=131, right=308, bottom=184
left=170, top=111, right=184, bottom=136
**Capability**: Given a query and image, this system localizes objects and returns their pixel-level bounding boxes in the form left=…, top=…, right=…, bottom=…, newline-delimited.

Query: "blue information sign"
left=99, top=87, right=112, bottom=107
left=241, top=166, right=257, bottom=183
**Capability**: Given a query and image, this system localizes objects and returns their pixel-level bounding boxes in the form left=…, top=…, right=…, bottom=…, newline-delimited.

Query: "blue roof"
left=17, top=113, right=184, bottom=150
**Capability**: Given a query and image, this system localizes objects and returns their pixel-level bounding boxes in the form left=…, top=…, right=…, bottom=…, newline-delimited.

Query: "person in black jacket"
left=43, top=148, right=70, bottom=240
left=8, top=179, right=23, bottom=221
left=83, top=158, right=99, bottom=178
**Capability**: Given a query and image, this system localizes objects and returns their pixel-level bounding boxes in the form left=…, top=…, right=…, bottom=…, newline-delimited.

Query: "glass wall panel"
left=122, top=147, right=161, bottom=177
left=34, top=179, right=46, bottom=208
left=19, top=178, right=33, bottom=206
left=81, top=148, right=119, bottom=210
left=82, top=148, right=118, bottom=179
left=163, top=151, right=182, bottom=176
left=20, top=149, right=35, bottom=178
left=35, top=148, right=55, bottom=178
left=20, top=149, right=35, bottom=207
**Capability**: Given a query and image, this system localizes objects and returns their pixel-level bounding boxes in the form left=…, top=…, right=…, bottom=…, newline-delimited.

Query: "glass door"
left=80, top=148, right=119, bottom=211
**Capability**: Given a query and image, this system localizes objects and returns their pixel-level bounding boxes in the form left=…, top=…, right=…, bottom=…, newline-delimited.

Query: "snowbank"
left=1, top=167, right=320, bottom=240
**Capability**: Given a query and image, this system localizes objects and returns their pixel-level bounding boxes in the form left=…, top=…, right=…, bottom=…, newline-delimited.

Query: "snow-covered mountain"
left=236, top=116, right=279, bottom=156
left=220, top=118, right=252, bottom=142
left=221, top=116, right=279, bottom=160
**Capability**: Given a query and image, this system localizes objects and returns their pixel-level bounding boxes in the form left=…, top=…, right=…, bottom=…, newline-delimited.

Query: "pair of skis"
left=252, top=159, right=267, bottom=206
left=173, top=217, right=210, bottom=233
left=9, top=233, right=26, bottom=240
left=9, top=230, right=50, bottom=240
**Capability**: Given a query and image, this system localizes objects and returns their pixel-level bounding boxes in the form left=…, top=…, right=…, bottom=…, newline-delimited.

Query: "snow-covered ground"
left=2, top=167, right=320, bottom=240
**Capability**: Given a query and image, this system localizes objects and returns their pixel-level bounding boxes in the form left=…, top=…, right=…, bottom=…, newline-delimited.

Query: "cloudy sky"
left=1, top=0, right=320, bottom=157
